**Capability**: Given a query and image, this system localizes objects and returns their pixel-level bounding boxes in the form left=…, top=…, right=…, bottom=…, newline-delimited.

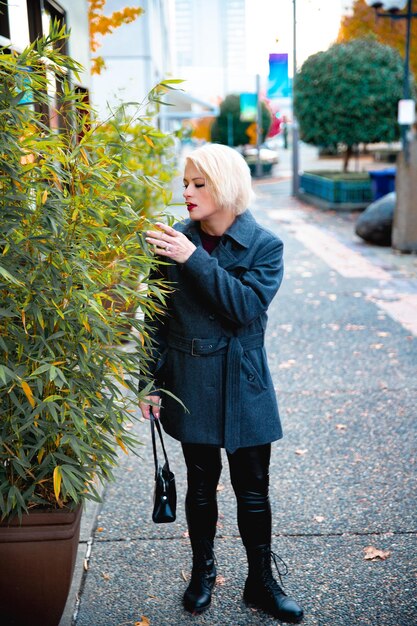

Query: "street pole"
left=256, top=73, right=262, bottom=178
left=401, top=0, right=412, bottom=162
left=291, top=0, right=299, bottom=196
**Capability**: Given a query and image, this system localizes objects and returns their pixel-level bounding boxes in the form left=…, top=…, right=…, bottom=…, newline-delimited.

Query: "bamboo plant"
left=0, top=29, right=173, bottom=519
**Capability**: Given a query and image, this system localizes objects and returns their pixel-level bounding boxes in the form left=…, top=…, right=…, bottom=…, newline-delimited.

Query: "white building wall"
left=60, top=0, right=91, bottom=89
left=91, top=0, right=174, bottom=120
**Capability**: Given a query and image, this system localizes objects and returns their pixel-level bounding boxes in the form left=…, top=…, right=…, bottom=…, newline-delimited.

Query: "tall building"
left=172, top=0, right=251, bottom=103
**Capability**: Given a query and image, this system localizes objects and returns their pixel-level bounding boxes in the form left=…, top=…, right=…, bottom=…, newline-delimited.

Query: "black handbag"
left=150, top=411, right=176, bottom=523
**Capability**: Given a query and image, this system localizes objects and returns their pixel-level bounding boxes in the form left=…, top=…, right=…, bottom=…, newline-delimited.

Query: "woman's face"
left=183, top=161, right=222, bottom=223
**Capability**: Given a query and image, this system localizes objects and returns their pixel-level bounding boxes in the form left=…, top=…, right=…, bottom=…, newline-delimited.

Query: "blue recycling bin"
left=369, top=168, right=396, bottom=201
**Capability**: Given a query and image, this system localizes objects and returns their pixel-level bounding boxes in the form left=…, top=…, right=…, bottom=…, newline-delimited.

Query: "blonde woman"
left=140, top=143, right=303, bottom=624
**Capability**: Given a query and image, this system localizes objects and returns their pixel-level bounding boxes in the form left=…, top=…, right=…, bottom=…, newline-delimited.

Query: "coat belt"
left=167, top=332, right=264, bottom=453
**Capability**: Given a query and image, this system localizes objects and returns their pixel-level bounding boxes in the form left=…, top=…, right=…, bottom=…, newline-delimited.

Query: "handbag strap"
left=150, top=410, right=170, bottom=476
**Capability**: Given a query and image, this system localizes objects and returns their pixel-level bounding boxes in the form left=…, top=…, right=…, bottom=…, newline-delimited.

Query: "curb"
left=59, top=498, right=102, bottom=626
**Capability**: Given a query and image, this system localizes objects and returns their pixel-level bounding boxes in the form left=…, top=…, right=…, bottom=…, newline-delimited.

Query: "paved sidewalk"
left=64, top=149, right=416, bottom=626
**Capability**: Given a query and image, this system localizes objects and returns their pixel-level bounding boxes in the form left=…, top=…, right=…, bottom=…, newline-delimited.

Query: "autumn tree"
left=338, top=0, right=417, bottom=79
left=89, top=0, right=143, bottom=75
left=294, top=38, right=408, bottom=171
left=210, top=94, right=271, bottom=147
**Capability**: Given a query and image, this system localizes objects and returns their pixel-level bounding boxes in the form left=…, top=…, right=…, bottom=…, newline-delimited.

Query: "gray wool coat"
left=150, top=209, right=284, bottom=453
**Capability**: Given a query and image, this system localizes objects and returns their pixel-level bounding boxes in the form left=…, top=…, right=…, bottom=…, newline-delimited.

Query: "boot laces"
left=264, top=549, right=289, bottom=588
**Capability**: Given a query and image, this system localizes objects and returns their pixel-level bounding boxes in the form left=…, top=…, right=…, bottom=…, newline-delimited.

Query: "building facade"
left=172, top=0, right=250, bottom=102
left=0, top=0, right=90, bottom=91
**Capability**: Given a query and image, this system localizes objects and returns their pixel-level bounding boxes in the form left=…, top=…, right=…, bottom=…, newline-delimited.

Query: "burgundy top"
left=200, top=228, right=221, bottom=254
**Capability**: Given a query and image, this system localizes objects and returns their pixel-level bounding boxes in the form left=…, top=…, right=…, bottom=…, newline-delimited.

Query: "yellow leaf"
left=116, top=436, right=128, bottom=455
left=135, top=617, right=150, bottom=626
left=83, top=318, right=91, bottom=332
left=363, top=546, right=391, bottom=561
left=37, top=448, right=45, bottom=464
left=21, top=381, right=35, bottom=408
left=53, top=466, right=62, bottom=502
left=80, top=148, right=89, bottom=165
left=41, top=189, right=48, bottom=204
left=143, top=135, right=155, bottom=148
left=107, top=360, right=121, bottom=376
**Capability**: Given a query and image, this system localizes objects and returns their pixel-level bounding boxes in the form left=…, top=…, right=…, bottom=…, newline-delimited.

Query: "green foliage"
left=294, top=38, right=410, bottom=167
left=210, top=94, right=271, bottom=147
left=0, top=30, right=173, bottom=519
left=91, top=90, right=177, bottom=219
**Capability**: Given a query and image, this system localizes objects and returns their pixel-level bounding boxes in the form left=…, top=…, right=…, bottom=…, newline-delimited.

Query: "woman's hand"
left=139, top=394, right=161, bottom=420
left=146, top=222, right=196, bottom=264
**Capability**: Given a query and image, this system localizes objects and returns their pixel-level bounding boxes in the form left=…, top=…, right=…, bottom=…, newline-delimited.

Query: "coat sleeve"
left=182, top=234, right=283, bottom=326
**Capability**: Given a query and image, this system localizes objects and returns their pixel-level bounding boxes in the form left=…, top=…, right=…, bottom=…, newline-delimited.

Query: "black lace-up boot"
left=183, top=539, right=216, bottom=614
left=244, top=545, right=304, bottom=624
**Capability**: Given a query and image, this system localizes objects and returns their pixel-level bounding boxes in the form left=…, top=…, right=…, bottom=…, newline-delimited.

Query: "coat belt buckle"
left=191, top=338, right=200, bottom=357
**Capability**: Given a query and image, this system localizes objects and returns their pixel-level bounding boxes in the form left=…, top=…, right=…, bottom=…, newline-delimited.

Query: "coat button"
left=248, top=373, right=255, bottom=382
left=209, top=314, right=215, bottom=320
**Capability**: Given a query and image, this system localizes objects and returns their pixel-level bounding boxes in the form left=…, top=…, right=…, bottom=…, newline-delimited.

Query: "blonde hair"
left=185, top=143, right=254, bottom=215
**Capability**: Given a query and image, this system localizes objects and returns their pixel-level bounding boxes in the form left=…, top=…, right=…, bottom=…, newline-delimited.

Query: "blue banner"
left=267, top=53, right=290, bottom=99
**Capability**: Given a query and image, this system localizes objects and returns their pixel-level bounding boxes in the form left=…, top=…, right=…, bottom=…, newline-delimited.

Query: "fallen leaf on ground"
left=295, top=449, right=308, bottom=456
left=345, top=324, right=366, bottom=331
left=328, top=323, right=340, bottom=331
left=216, top=575, right=226, bottom=585
left=278, top=359, right=296, bottom=369
left=97, top=527, right=104, bottom=532
left=135, top=617, right=150, bottom=626
left=313, top=515, right=325, bottom=523
left=216, top=483, right=225, bottom=492
left=363, top=546, right=391, bottom=561
left=101, top=572, right=110, bottom=581
left=181, top=569, right=188, bottom=582
left=336, top=424, right=347, bottom=431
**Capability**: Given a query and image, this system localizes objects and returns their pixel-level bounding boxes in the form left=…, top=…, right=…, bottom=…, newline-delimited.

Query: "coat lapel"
left=213, top=210, right=256, bottom=269
left=181, top=210, right=257, bottom=269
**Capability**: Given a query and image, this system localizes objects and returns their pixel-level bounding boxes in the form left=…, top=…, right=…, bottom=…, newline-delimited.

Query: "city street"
left=68, top=153, right=417, bottom=626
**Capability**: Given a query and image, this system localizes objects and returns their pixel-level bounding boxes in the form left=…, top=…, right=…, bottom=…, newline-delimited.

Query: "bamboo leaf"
left=0, top=265, right=23, bottom=286
left=53, top=465, right=62, bottom=503
left=143, top=135, right=155, bottom=148
left=21, top=381, right=36, bottom=408
left=116, top=436, right=129, bottom=455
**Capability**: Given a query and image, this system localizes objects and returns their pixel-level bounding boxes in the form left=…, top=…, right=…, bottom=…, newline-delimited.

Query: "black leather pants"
left=182, top=443, right=272, bottom=548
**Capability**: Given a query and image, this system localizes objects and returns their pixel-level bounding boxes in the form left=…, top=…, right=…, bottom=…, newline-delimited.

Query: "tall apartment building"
left=172, top=0, right=251, bottom=103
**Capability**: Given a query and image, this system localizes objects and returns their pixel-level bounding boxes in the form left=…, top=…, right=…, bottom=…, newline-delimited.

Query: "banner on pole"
left=267, top=53, right=290, bottom=99
left=239, top=93, right=257, bottom=122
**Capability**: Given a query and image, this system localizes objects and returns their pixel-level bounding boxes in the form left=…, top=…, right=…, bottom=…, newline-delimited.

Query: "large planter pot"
left=300, top=171, right=372, bottom=206
left=0, top=505, right=82, bottom=626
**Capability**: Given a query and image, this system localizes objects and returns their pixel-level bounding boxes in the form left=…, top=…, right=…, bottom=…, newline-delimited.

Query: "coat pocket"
left=242, top=349, right=268, bottom=390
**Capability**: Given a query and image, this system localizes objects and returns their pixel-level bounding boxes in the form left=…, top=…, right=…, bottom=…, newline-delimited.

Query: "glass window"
left=8, top=0, right=30, bottom=50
